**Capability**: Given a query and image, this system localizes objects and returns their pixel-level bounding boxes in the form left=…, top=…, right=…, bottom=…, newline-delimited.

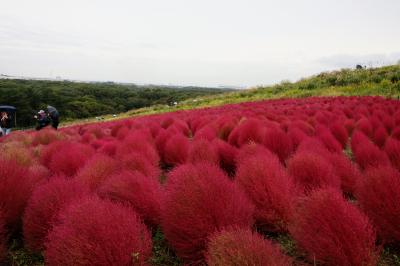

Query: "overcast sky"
left=1, top=0, right=399, bottom=87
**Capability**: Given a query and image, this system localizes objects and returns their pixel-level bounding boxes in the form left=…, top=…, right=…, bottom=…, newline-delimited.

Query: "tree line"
left=0, top=79, right=229, bottom=128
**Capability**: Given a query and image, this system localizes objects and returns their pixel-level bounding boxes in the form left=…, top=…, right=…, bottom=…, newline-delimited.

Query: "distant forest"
left=0, top=79, right=230, bottom=128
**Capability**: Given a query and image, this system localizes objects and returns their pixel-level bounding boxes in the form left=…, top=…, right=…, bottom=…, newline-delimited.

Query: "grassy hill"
left=68, top=64, right=400, bottom=126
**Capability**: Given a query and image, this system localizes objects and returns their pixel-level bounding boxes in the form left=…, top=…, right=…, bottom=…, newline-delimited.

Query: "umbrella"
left=0, top=105, right=16, bottom=112
left=47, top=105, right=59, bottom=118
left=0, top=105, right=17, bottom=127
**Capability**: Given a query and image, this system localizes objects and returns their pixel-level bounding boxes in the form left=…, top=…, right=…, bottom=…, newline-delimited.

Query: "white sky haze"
left=1, top=0, right=399, bottom=87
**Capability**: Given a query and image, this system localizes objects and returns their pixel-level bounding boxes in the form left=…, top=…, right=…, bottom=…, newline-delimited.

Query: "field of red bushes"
left=1, top=96, right=400, bottom=265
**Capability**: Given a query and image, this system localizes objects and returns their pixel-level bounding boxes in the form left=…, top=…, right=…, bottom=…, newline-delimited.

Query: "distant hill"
left=0, top=78, right=232, bottom=128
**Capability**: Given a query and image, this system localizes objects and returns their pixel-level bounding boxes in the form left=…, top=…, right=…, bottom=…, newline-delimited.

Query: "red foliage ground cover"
left=2, top=96, right=400, bottom=264
left=44, top=197, right=152, bottom=266
left=206, top=227, right=292, bottom=266
left=161, top=163, right=254, bottom=263
left=289, top=188, right=379, bottom=266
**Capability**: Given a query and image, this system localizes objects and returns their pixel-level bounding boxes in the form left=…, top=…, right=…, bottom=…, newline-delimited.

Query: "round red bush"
left=263, top=128, right=293, bottom=163
left=330, top=122, right=348, bottom=148
left=356, top=166, right=400, bottom=243
left=98, top=170, right=163, bottom=227
left=317, top=130, right=343, bottom=153
left=45, top=197, right=152, bottom=266
left=287, top=151, right=340, bottom=194
left=289, top=188, right=379, bottom=266
left=228, top=118, right=266, bottom=147
left=213, top=139, right=238, bottom=175
left=31, top=129, right=62, bottom=146
left=48, top=142, right=95, bottom=176
left=373, top=126, right=388, bottom=148
left=116, top=133, right=159, bottom=166
left=23, top=178, right=90, bottom=252
left=353, top=140, right=390, bottom=170
left=120, top=152, right=161, bottom=180
left=188, top=139, right=219, bottom=164
left=356, top=118, right=373, bottom=137
left=163, top=134, right=190, bottom=165
left=0, top=159, right=33, bottom=232
left=384, top=137, right=400, bottom=171
left=75, top=154, right=120, bottom=191
left=329, top=154, right=361, bottom=196
left=161, top=163, right=254, bottom=263
left=206, top=227, right=292, bottom=266
left=193, top=125, right=217, bottom=141
left=235, top=151, right=295, bottom=232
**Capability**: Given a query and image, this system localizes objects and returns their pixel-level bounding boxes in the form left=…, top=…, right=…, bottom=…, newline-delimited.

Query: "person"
left=0, top=111, right=12, bottom=136
left=34, top=110, right=50, bottom=130
left=48, top=110, right=59, bottom=129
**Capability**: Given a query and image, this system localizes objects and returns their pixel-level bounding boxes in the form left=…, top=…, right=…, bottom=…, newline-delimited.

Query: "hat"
left=38, top=110, right=45, bottom=114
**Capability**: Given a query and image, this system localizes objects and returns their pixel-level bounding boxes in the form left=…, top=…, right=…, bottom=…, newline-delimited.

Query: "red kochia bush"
left=75, top=154, right=120, bottom=191
left=161, top=163, right=254, bottom=263
left=330, top=122, right=348, bottom=148
left=193, top=125, right=217, bottom=141
left=213, top=139, right=238, bottom=175
left=356, top=118, right=373, bottom=137
left=289, top=188, right=379, bottom=266
left=263, top=128, right=293, bottom=163
left=296, top=137, right=332, bottom=160
left=163, top=134, right=190, bottom=165
left=356, top=166, right=400, bottom=243
left=48, top=142, right=95, bottom=176
left=373, top=126, right=388, bottom=148
left=228, top=118, right=266, bottom=147
left=116, top=133, right=159, bottom=166
left=350, top=130, right=370, bottom=154
left=353, top=139, right=390, bottom=170
left=287, top=127, right=308, bottom=149
left=317, top=130, right=343, bottom=153
left=98, top=141, right=118, bottom=157
left=287, top=151, right=340, bottom=194
left=28, top=164, right=51, bottom=187
left=31, top=128, right=61, bottom=146
left=329, top=154, right=361, bottom=196
left=188, top=139, right=219, bottom=164
left=98, top=171, right=163, bottom=227
left=384, top=137, right=400, bottom=171
left=39, top=141, right=68, bottom=168
left=0, top=211, right=6, bottom=263
left=23, top=178, right=90, bottom=252
left=206, top=227, right=292, bottom=266
left=0, top=159, right=33, bottom=232
left=45, top=197, right=152, bottom=266
left=235, top=151, right=295, bottom=232
left=120, top=153, right=161, bottom=180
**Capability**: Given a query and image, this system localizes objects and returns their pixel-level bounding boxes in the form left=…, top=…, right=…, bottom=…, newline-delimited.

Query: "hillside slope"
left=73, top=65, right=400, bottom=125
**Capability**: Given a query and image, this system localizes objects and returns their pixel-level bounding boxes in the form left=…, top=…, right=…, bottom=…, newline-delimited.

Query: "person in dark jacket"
left=34, top=110, right=50, bottom=130
left=0, top=111, right=12, bottom=136
left=47, top=106, right=59, bottom=129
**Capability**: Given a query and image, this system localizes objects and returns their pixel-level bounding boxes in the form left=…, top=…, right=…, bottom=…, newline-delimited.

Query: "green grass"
left=7, top=239, right=44, bottom=266
left=151, top=228, right=181, bottom=266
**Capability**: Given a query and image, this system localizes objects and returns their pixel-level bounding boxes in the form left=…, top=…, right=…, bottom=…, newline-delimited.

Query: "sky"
left=1, top=0, right=400, bottom=87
